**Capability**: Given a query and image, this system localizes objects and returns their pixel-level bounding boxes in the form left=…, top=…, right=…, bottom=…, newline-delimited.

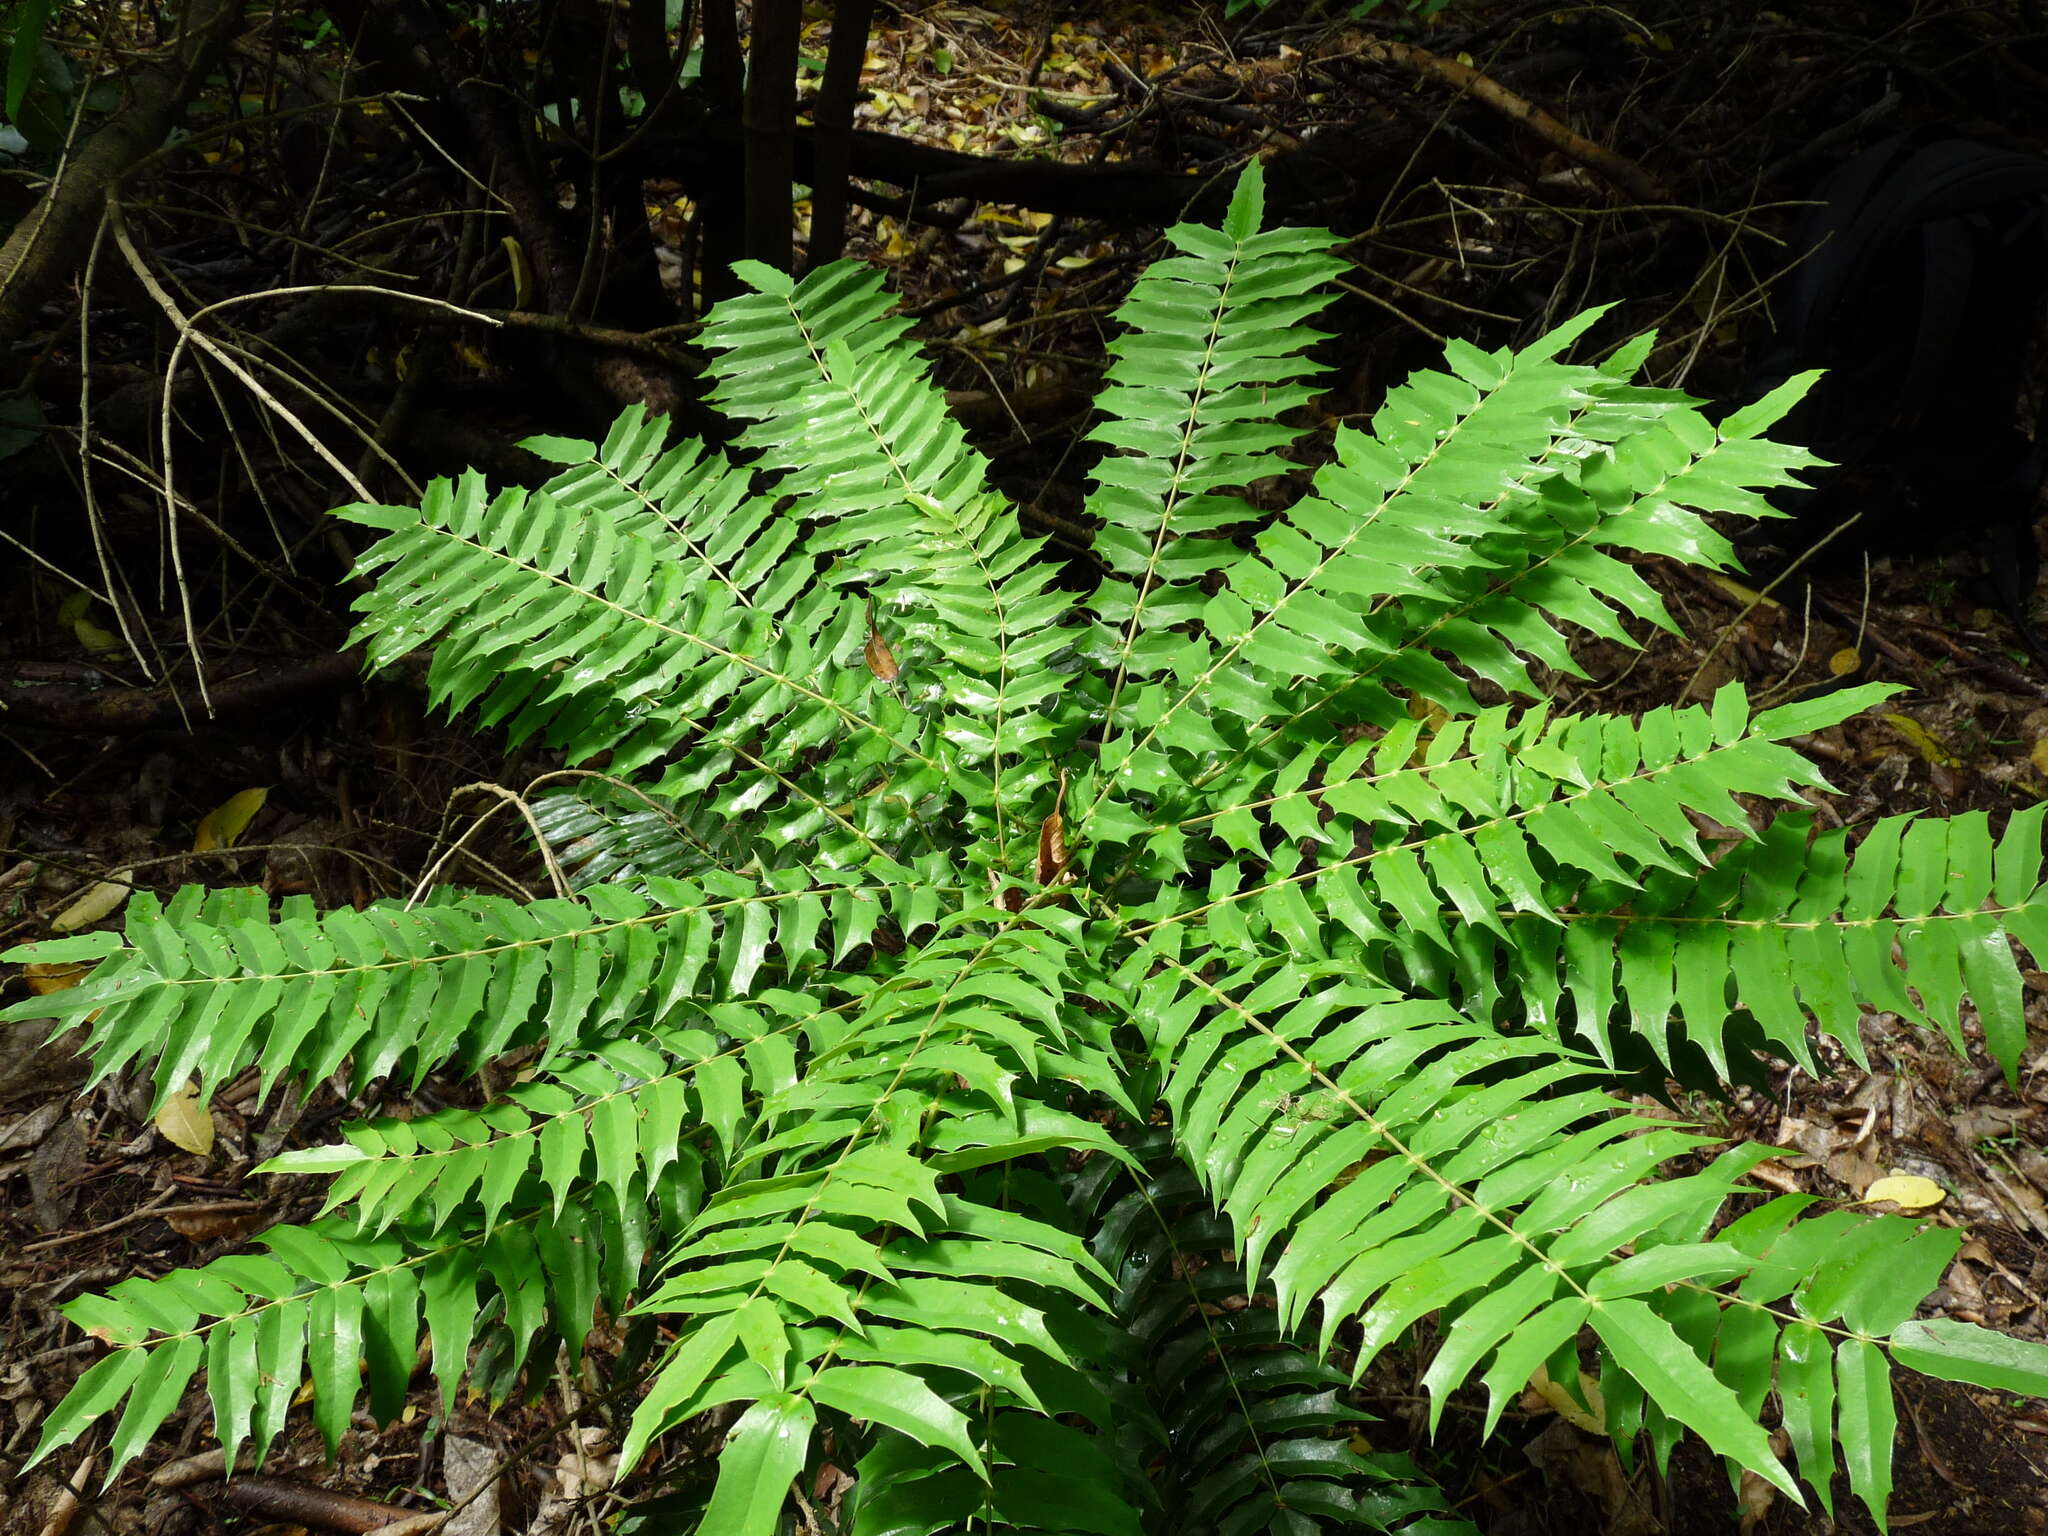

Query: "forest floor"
left=6, top=2, right=2048, bottom=1533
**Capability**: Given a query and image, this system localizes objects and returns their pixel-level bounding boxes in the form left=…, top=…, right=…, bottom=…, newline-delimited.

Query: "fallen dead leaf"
left=1864, top=1173, right=1947, bottom=1211
left=166, top=1206, right=271, bottom=1244
left=193, top=787, right=269, bottom=853
left=156, top=1080, right=216, bottom=1156
left=1526, top=1360, right=1606, bottom=1435
left=51, top=874, right=131, bottom=933
left=1884, top=712, right=1963, bottom=769
left=23, top=961, right=89, bottom=995
left=441, top=1435, right=500, bottom=1536
left=0, top=1098, right=65, bottom=1154
left=28, top=1118, right=87, bottom=1231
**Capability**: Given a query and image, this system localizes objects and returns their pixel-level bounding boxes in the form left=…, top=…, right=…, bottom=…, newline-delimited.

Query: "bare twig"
left=1351, top=36, right=1667, bottom=202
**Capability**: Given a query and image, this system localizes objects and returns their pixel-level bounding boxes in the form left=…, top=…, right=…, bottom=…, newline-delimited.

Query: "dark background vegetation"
left=5, top=1, right=2048, bottom=1532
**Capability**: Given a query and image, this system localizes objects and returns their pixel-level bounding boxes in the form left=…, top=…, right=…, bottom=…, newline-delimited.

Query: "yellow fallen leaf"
left=24, top=960, right=89, bottom=995
left=57, top=590, right=121, bottom=653
left=503, top=235, right=533, bottom=310
left=1828, top=647, right=1862, bottom=677
left=193, top=787, right=268, bottom=853
left=24, top=960, right=105, bottom=1026
left=52, top=873, right=132, bottom=933
left=1863, top=1173, right=1945, bottom=1212
left=1528, top=1361, right=1606, bottom=1435
left=1709, top=574, right=1781, bottom=610
left=74, top=616, right=121, bottom=652
left=156, top=1080, right=216, bottom=1156
left=2031, top=736, right=2048, bottom=778
left=1883, top=713, right=1962, bottom=770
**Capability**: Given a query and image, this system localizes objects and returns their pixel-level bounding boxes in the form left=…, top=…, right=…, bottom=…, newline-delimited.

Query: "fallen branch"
left=214, top=1477, right=440, bottom=1534
left=34, top=1449, right=95, bottom=1536
left=151, top=1454, right=443, bottom=1535
left=1354, top=36, right=1668, bottom=203
left=0, top=652, right=361, bottom=731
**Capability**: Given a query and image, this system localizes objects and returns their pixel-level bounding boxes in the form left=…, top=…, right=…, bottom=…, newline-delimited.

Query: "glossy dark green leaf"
left=1836, top=1337, right=1895, bottom=1527
left=1778, top=1321, right=1836, bottom=1514
left=699, top=1391, right=816, bottom=1536
left=1591, top=1299, right=1796, bottom=1499
left=309, top=1282, right=366, bottom=1458
left=1892, top=1317, right=2048, bottom=1398
left=22, top=1347, right=148, bottom=1471
left=811, top=1365, right=984, bottom=1474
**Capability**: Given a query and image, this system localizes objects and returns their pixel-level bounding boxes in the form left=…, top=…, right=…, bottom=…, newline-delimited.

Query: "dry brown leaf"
left=1738, top=1439, right=1787, bottom=1532
left=156, top=1080, right=216, bottom=1156
left=51, top=873, right=131, bottom=933
left=862, top=607, right=899, bottom=683
left=1037, top=769, right=1069, bottom=887
left=166, top=1206, right=270, bottom=1243
left=28, top=1118, right=87, bottom=1232
left=23, top=960, right=90, bottom=995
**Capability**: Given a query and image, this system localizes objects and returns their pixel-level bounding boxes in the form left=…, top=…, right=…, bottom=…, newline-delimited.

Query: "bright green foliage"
left=15, top=163, right=2048, bottom=1534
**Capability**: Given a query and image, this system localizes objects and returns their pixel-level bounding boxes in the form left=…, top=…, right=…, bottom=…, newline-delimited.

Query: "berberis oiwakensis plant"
left=16, top=163, right=2048, bottom=1533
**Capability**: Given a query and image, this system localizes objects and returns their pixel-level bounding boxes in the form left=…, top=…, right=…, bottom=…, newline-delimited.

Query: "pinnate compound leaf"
left=17, top=156, right=2048, bottom=1533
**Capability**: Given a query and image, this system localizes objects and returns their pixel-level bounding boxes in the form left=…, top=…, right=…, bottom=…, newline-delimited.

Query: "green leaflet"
left=808, top=1365, right=983, bottom=1475
left=1892, top=1317, right=2048, bottom=1396
left=1779, top=1321, right=1837, bottom=1513
left=16, top=161, right=2048, bottom=1536
left=699, top=1392, right=816, bottom=1536
left=1071, top=1125, right=1478, bottom=1533
left=1591, top=1300, right=1796, bottom=1500
left=1836, top=1337, right=1897, bottom=1525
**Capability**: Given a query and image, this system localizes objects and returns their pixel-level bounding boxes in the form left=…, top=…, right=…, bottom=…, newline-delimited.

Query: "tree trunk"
left=805, top=0, right=876, bottom=273
left=742, top=0, right=801, bottom=274
left=697, top=0, right=745, bottom=304
left=0, top=0, right=247, bottom=349
left=624, top=0, right=674, bottom=110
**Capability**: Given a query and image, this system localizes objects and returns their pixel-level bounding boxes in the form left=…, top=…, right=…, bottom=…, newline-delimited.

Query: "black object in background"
left=1743, top=131, right=2048, bottom=657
